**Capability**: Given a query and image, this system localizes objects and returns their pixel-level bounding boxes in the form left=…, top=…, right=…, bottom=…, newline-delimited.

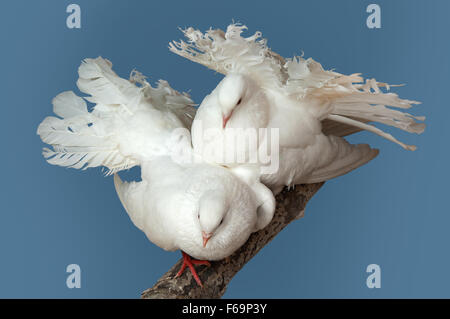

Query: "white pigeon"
left=37, top=57, right=275, bottom=286
left=170, top=24, right=426, bottom=194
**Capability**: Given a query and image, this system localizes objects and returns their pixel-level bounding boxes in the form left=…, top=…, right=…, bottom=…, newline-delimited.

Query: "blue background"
left=0, top=0, right=447, bottom=298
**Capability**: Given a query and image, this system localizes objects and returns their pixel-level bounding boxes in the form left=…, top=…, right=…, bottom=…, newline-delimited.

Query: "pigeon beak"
left=202, top=231, right=212, bottom=247
left=222, top=111, right=233, bottom=129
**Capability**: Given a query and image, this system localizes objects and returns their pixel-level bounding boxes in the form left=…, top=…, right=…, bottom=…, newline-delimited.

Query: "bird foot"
left=175, top=251, right=210, bottom=287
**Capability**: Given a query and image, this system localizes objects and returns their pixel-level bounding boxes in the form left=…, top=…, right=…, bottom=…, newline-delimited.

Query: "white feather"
left=172, top=24, right=425, bottom=151
left=37, top=56, right=276, bottom=264
left=175, top=24, right=425, bottom=193
left=37, top=57, right=196, bottom=174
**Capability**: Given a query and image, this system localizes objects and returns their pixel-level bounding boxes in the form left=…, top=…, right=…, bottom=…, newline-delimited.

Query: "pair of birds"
left=37, top=24, right=425, bottom=287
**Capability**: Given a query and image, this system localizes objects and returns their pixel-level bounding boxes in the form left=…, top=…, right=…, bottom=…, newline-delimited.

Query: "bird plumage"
left=37, top=57, right=275, bottom=261
left=170, top=24, right=425, bottom=193
left=36, top=23, right=426, bottom=286
left=114, top=158, right=261, bottom=260
left=37, top=57, right=195, bottom=174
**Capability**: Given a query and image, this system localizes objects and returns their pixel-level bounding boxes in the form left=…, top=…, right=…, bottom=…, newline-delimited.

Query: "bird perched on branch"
left=36, top=23, right=426, bottom=289
left=37, top=57, right=275, bottom=287
left=170, top=24, right=425, bottom=194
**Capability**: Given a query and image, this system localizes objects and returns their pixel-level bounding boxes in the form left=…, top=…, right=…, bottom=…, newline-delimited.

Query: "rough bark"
left=141, top=182, right=324, bottom=299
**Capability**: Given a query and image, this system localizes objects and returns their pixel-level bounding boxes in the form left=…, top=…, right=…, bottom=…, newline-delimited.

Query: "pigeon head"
left=217, top=73, right=247, bottom=128
left=197, top=191, right=229, bottom=247
left=192, top=72, right=271, bottom=168
left=171, top=164, right=261, bottom=261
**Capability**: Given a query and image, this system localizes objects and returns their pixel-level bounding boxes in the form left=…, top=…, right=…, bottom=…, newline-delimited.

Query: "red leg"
left=175, top=251, right=210, bottom=287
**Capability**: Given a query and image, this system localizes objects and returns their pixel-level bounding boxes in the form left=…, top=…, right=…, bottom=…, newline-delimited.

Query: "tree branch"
left=141, top=182, right=324, bottom=299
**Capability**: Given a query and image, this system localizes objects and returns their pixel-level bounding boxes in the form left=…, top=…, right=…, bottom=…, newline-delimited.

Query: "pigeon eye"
left=236, top=98, right=242, bottom=106
left=219, top=219, right=223, bottom=226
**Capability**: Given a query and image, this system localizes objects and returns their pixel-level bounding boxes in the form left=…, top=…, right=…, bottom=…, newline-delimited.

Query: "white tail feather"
left=37, top=89, right=139, bottom=174
left=171, top=24, right=425, bottom=150
left=37, top=57, right=195, bottom=174
left=327, top=114, right=417, bottom=151
left=286, top=57, right=425, bottom=150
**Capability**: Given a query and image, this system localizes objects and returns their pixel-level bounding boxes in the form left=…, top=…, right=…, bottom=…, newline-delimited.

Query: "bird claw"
left=191, top=259, right=211, bottom=267
left=175, top=251, right=210, bottom=287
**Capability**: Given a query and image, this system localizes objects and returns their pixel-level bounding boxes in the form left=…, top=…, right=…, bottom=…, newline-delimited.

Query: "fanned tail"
left=37, top=57, right=195, bottom=174
left=37, top=89, right=140, bottom=174
left=285, top=57, right=426, bottom=150
left=170, top=23, right=425, bottom=150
